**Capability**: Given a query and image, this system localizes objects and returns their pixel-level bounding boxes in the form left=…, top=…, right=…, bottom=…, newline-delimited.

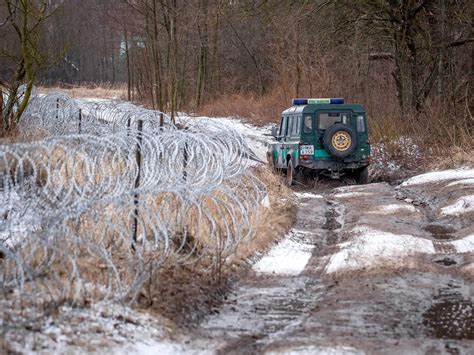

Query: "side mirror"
left=271, top=125, right=278, bottom=137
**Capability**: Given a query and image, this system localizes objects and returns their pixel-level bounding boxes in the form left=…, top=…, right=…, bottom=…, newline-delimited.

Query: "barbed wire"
left=0, top=91, right=268, bottom=309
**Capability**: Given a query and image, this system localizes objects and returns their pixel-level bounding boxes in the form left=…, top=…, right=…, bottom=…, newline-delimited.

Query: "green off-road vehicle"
left=267, top=98, right=371, bottom=185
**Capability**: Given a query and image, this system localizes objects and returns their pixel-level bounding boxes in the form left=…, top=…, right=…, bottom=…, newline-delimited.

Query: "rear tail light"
left=303, top=155, right=308, bottom=160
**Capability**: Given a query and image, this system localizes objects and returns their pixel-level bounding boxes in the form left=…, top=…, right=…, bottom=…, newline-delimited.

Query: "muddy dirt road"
left=159, top=172, right=474, bottom=354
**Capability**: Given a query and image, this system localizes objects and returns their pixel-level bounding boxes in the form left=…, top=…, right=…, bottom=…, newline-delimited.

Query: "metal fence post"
left=127, top=116, right=131, bottom=137
left=183, top=142, right=188, bottom=181
left=132, top=119, right=143, bottom=247
left=78, top=109, right=82, bottom=134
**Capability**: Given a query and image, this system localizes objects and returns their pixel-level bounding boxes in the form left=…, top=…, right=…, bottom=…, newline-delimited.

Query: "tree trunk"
left=196, top=0, right=209, bottom=107
left=295, top=24, right=301, bottom=97
left=124, top=28, right=132, bottom=101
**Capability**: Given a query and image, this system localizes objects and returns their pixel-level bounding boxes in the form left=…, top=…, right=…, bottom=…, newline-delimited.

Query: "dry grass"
left=229, top=166, right=296, bottom=265
left=427, top=146, right=474, bottom=170
left=136, top=166, right=296, bottom=325
left=2, top=151, right=295, bottom=328
left=38, top=83, right=127, bottom=100
left=197, top=88, right=290, bottom=126
left=199, top=91, right=473, bottom=171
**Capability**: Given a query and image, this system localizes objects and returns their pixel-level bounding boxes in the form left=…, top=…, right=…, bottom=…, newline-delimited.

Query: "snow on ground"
left=5, top=300, right=168, bottom=354
left=441, top=195, right=474, bottom=215
left=332, top=185, right=372, bottom=193
left=333, top=191, right=374, bottom=199
left=267, top=345, right=364, bottom=355
left=253, top=232, right=315, bottom=275
left=117, top=340, right=194, bottom=355
left=370, top=137, right=423, bottom=178
left=325, top=226, right=436, bottom=274
left=401, top=168, right=474, bottom=186
left=0, top=190, right=40, bottom=249
left=368, top=204, right=418, bottom=214
left=450, top=235, right=474, bottom=253
left=447, top=178, right=474, bottom=186
left=178, top=114, right=272, bottom=163
left=294, top=192, right=324, bottom=199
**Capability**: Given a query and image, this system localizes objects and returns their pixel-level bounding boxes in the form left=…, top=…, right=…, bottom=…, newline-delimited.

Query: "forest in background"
left=1, top=0, right=473, bottom=151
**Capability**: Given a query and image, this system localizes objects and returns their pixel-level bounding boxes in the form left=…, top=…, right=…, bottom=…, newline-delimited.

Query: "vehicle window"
left=279, top=116, right=287, bottom=136
left=303, top=115, right=312, bottom=133
left=356, top=115, right=365, bottom=132
left=291, top=116, right=299, bottom=136
left=295, top=116, right=301, bottom=135
left=287, top=116, right=294, bottom=136
left=318, top=112, right=347, bottom=129
left=341, top=113, right=348, bottom=124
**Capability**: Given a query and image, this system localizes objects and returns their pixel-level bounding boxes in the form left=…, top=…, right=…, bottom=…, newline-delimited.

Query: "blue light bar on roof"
left=330, top=98, right=344, bottom=104
left=292, top=98, right=345, bottom=105
left=292, top=98, right=308, bottom=105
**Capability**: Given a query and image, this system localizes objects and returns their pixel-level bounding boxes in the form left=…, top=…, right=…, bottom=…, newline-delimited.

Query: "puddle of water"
left=322, top=205, right=343, bottom=231
left=434, top=257, right=457, bottom=266
left=424, top=224, right=456, bottom=240
left=423, top=298, right=473, bottom=340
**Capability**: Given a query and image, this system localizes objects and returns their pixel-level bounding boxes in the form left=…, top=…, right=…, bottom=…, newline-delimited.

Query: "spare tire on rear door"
left=323, top=123, right=357, bottom=158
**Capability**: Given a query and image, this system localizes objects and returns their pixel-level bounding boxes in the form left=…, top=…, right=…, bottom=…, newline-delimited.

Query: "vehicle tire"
left=323, top=123, right=357, bottom=158
left=356, top=166, right=369, bottom=184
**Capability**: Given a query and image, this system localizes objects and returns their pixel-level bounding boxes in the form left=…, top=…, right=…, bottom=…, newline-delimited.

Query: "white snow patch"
left=294, top=192, right=324, bottom=199
left=261, top=194, right=271, bottom=208
left=118, top=341, right=196, bottom=355
left=0, top=190, right=41, bottom=249
left=450, top=235, right=474, bottom=253
left=333, top=185, right=371, bottom=194
left=6, top=300, right=167, bottom=354
left=401, top=168, right=474, bottom=186
left=371, top=137, right=422, bottom=178
left=267, top=345, right=364, bottom=355
left=177, top=114, right=272, bottom=163
left=368, top=204, right=417, bottom=214
left=447, top=178, right=474, bottom=187
left=292, top=229, right=315, bottom=236
left=325, top=226, right=435, bottom=274
left=441, top=195, right=474, bottom=215
left=253, top=233, right=314, bottom=275
left=333, top=192, right=373, bottom=199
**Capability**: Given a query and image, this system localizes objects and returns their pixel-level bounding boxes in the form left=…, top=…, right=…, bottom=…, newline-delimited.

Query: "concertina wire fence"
left=0, top=90, right=268, bottom=304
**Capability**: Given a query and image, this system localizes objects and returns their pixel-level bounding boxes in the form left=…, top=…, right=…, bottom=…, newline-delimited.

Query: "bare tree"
left=0, top=0, right=61, bottom=136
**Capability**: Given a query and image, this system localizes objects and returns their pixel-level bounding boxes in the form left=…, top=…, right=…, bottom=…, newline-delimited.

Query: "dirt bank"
left=133, top=169, right=473, bottom=354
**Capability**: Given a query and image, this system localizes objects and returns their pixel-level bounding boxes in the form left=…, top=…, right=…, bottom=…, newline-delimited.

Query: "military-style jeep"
left=267, top=98, right=371, bottom=185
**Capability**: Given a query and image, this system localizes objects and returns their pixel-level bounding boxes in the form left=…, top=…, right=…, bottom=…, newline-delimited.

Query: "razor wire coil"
left=0, top=90, right=267, bottom=306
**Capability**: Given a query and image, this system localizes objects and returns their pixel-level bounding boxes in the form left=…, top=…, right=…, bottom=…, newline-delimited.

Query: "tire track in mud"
left=188, top=180, right=473, bottom=354
left=395, top=185, right=466, bottom=254
left=193, top=192, right=343, bottom=354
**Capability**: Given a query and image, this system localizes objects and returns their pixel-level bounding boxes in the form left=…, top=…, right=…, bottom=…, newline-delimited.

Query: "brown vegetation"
left=137, top=166, right=296, bottom=326
left=1, top=1, right=472, bottom=154
left=38, top=83, right=127, bottom=100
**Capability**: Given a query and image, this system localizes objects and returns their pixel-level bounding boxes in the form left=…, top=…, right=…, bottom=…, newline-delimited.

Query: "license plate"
left=300, top=145, right=314, bottom=155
